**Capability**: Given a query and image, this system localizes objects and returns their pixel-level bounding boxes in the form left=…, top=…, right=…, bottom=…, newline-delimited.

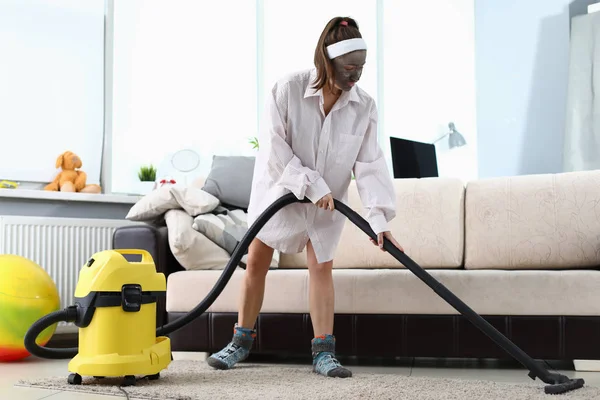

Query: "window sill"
left=0, top=189, right=141, bottom=204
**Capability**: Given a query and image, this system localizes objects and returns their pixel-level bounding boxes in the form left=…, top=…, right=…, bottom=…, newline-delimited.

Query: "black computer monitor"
left=389, top=136, right=439, bottom=179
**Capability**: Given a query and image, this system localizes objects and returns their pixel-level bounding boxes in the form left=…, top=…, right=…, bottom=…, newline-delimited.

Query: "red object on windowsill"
left=157, top=178, right=177, bottom=188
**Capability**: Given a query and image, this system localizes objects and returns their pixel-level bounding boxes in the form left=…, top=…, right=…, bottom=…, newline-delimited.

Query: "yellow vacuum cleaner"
left=25, top=249, right=171, bottom=386
left=24, top=193, right=585, bottom=395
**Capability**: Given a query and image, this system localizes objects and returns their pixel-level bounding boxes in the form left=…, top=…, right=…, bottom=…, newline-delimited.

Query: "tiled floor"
left=1, top=354, right=598, bottom=399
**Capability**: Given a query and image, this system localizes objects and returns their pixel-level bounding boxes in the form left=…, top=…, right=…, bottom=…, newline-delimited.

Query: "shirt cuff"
left=304, top=176, right=331, bottom=203
left=368, top=213, right=388, bottom=235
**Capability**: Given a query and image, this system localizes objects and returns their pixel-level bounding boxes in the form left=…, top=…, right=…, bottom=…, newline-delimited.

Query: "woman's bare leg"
left=207, top=238, right=273, bottom=370
left=238, top=238, right=274, bottom=328
left=306, top=240, right=334, bottom=336
left=306, top=240, right=352, bottom=378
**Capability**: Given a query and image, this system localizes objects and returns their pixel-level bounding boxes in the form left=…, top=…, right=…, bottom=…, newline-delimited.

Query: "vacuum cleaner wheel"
left=122, top=375, right=136, bottom=386
left=67, top=373, right=82, bottom=385
left=66, top=373, right=160, bottom=386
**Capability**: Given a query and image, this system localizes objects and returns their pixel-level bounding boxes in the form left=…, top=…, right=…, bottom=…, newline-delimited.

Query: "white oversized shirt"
left=247, top=69, right=396, bottom=264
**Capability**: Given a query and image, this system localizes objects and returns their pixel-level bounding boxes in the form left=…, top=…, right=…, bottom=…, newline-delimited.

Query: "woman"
left=207, top=16, right=403, bottom=378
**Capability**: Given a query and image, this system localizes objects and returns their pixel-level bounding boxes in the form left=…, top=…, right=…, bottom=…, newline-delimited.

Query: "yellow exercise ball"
left=0, top=254, right=60, bottom=362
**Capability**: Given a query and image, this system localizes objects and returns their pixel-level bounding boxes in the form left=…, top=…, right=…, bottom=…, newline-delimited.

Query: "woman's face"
left=332, top=50, right=366, bottom=92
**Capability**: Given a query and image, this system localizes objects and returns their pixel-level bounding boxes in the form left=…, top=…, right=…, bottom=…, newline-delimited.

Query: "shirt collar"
left=347, top=84, right=360, bottom=103
left=304, top=69, right=322, bottom=99
left=304, top=68, right=361, bottom=105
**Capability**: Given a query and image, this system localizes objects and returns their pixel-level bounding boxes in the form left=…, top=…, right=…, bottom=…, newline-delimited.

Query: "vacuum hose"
left=23, top=192, right=586, bottom=395
left=25, top=193, right=311, bottom=359
left=24, top=306, right=79, bottom=359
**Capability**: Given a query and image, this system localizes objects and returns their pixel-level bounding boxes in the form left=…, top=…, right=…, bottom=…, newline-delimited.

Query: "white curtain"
left=563, top=12, right=600, bottom=172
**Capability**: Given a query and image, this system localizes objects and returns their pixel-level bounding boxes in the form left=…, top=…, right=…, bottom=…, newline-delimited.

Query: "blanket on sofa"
left=192, top=206, right=279, bottom=269
left=125, top=185, right=279, bottom=270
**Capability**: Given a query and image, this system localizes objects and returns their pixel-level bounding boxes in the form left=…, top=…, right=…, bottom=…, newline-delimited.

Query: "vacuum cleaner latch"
left=121, top=284, right=142, bottom=312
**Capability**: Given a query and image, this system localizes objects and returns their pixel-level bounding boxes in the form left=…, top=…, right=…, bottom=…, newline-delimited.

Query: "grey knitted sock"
left=311, top=334, right=352, bottom=378
left=207, top=324, right=255, bottom=370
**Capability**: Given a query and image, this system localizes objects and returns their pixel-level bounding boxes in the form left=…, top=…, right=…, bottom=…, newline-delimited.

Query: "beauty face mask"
left=326, top=37, right=368, bottom=92
left=332, top=50, right=366, bottom=91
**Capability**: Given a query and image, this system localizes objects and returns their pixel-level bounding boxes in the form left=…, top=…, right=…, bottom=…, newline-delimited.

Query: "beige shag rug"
left=15, top=360, right=599, bottom=400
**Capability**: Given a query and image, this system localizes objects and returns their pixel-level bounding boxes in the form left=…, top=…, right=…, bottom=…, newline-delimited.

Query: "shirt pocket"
left=334, top=133, right=364, bottom=168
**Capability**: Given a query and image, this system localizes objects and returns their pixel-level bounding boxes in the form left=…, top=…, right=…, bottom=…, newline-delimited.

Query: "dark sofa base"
left=166, top=312, right=600, bottom=361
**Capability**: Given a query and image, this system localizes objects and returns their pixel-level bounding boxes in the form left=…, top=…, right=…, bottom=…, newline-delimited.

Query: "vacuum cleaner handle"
left=113, top=249, right=154, bottom=264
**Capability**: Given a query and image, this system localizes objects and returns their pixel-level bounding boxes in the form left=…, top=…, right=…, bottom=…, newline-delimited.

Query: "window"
left=382, top=0, right=477, bottom=181
left=109, top=0, right=477, bottom=193
left=111, top=0, right=257, bottom=194
left=0, top=0, right=104, bottom=184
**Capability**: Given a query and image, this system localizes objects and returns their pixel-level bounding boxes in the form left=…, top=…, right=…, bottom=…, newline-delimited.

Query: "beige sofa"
left=114, top=169, right=600, bottom=369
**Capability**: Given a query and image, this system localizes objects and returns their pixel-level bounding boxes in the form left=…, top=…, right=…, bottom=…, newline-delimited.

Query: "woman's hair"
left=313, top=17, right=362, bottom=92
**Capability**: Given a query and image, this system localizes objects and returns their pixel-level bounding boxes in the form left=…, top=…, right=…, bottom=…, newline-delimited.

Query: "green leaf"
left=249, top=136, right=259, bottom=150
left=137, top=164, right=157, bottom=181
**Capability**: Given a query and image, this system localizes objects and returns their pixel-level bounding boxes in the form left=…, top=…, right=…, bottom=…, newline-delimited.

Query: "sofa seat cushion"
left=465, top=170, right=600, bottom=270
left=280, top=177, right=465, bottom=269
left=166, top=269, right=600, bottom=316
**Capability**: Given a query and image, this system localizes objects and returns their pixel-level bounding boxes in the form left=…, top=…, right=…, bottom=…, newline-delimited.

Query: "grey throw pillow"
left=192, top=209, right=247, bottom=254
left=202, top=156, right=255, bottom=209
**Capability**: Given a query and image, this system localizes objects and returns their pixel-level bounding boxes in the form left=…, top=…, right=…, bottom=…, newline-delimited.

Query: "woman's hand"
left=370, top=231, right=404, bottom=252
left=316, top=193, right=334, bottom=211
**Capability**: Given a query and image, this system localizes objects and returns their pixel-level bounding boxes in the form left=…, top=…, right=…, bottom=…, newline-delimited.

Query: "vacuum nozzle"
left=543, top=373, right=585, bottom=395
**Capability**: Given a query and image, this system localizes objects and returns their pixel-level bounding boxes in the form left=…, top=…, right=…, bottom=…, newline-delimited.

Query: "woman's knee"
left=308, top=261, right=333, bottom=275
left=306, top=240, right=333, bottom=274
left=245, top=238, right=274, bottom=277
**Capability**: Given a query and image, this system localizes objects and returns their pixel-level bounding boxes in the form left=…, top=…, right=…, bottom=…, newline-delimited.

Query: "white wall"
left=474, top=0, right=584, bottom=178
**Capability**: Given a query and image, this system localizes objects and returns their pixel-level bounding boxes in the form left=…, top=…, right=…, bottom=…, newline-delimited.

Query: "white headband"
left=326, top=38, right=367, bottom=59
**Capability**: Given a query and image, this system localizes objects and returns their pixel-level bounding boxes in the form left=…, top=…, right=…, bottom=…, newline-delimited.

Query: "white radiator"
left=0, top=215, right=143, bottom=333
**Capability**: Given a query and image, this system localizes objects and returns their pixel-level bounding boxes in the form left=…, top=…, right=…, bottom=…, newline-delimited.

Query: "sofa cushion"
left=279, top=177, right=465, bottom=269
left=465, top=170, right=600, bottom=270
left=193, top=209, right=249, bottom=255
left=202, top=155, right=255, bottom=209
left=166, top=268, right=600, bottom=316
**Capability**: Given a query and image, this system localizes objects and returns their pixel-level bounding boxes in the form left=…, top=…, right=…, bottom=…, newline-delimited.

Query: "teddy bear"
left=44, top=150, right=102, bottom=193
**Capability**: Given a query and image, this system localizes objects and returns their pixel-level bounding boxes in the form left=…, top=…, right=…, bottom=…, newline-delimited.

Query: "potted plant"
left=249, top=136, right=259, bottom=150
left=136, top=164, right=156, bottom=195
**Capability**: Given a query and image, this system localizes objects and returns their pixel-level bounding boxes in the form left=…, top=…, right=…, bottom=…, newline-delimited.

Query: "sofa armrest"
left=112, top=223, right=184, bottom=328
